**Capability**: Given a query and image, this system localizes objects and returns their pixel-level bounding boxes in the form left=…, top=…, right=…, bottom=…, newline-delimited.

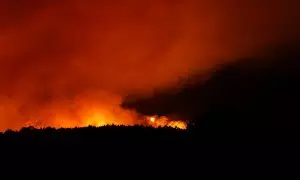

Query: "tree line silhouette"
left=0, top=125, right=189, bottom=146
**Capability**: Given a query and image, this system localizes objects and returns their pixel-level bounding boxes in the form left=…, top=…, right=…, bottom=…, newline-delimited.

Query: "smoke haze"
left=0, top=0, right=299, bottom=130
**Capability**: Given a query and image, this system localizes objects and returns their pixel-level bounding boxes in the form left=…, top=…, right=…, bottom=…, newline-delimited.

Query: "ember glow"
left=146, top=116, right=187, bottom=129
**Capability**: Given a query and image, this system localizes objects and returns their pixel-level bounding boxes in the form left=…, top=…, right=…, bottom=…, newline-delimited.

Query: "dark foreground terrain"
left=0, top=125, right=188, bottom=146
left=1, top=124, right=299, bottom=145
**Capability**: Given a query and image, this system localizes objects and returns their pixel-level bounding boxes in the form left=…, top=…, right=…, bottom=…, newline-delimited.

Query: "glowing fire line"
left=145, top=115, right=187, bottom=129
left=23, top=114, right=187, bottom=130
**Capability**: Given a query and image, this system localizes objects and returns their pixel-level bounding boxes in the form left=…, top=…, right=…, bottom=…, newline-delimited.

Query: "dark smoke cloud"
left=0, top=0, right=299, bottom=130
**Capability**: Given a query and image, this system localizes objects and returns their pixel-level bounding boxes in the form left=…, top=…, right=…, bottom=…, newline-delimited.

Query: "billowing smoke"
left=0, top=0, right=299, bottom=130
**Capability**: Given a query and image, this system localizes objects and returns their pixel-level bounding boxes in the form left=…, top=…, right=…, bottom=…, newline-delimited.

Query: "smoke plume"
left=0, top=0, right=299, bottom=130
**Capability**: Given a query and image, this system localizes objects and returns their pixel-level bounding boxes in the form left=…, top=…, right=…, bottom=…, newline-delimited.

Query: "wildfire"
left=0, top=92, right=187, bottom=131
left=149, top=117, right=156, bottom=123
left=21, top=110, right=187, bottom=131
left=146, top=116, right=187, bottom=129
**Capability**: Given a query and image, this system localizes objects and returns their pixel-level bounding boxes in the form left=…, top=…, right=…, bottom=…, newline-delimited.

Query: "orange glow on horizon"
left=1, top=97, right=187, bottom=131
left=20, top=111, right=187, bottom=131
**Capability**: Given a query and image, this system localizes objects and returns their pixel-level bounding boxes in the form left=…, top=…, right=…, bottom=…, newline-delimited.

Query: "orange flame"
left=0, top=91, right=187, bottom=131
left=21, top=106, right=187, bottom=131
left=146, top=116, right=187, bottom=129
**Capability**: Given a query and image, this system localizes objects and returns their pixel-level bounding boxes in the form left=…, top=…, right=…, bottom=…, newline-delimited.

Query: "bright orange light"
left=1, top=92, right=187, bottom=131
left=146, top=115, right=187, bottom=129
left=84, top=113, right=107, bottom=127
left=150, top=117, right=156, bottom=123
left=21, top=111, right=187, bottom=131
left=167, top=121, right=187, bottom=130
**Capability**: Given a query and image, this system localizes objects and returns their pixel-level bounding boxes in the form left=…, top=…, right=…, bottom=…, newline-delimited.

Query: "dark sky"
left=0, top=0, right=299, bottom=130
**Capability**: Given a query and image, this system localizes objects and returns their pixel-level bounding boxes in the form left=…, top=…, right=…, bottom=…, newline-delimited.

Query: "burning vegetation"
left=17, top=99, right=187, bottom=131
left=0, top=89, right=187, bottom=132
left=145, top=116, right=187, bottom=129
left=22, top=113, right=187, bottom=131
